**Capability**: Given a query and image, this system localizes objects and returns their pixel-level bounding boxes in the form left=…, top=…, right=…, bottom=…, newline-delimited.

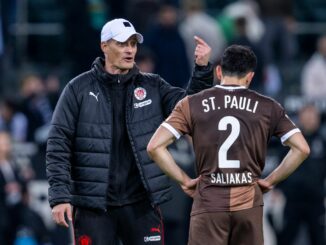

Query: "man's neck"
left=220, top=76, right=248, bottom=87
left=105, top=64, right=129, bottom=75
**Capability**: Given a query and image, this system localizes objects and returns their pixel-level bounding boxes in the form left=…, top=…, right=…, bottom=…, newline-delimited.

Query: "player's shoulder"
left=247, top=89, right=281, bottom=106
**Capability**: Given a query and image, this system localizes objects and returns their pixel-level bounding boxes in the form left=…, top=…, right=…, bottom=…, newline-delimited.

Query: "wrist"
left=263, top=178, right=275, bottom=189
left=180, top=175, right=192, bottom=187
left=264, top=176, right=275, bottom=186
left=195, top=62, right=210, bottom=69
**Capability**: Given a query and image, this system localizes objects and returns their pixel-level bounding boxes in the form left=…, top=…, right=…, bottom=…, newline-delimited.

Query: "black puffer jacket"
left=46, top=57, right=213, bottom=210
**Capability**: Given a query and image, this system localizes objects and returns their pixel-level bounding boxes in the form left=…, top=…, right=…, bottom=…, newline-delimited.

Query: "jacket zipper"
left=125, top=84, right=153, bottom=203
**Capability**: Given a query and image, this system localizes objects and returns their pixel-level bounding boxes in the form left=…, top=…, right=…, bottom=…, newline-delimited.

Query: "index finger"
left=194, top=35, right=208, bottom=46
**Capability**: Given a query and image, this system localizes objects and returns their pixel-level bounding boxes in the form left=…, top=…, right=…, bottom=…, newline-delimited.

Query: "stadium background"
left=0, top=0, right=325, bottom=244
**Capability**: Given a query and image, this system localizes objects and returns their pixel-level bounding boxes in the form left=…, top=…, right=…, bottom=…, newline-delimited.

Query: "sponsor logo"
left=150, top=225, right=161, bottom=233
left=78, top=235, right=92, bottom=245
left=144, top=235, right=161, bottom=243
left=134, top=87, right=147, bottom=100
left=123, top=21, right=131, bottom=27
left=89, top=91, right=99, bottom=102
left=134, top=99, right=152, bottom=108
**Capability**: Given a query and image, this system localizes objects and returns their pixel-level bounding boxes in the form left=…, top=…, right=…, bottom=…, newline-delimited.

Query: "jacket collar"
left=92, top=57, right=139, bottom=85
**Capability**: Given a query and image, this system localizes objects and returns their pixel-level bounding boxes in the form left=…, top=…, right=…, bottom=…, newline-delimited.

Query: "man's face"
left=102, top=35, right=138, bottom=74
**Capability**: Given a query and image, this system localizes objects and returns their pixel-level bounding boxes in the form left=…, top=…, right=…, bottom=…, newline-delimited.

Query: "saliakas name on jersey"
left=202, top=95, right=259, bottom=113
left=211, top=172, right=253, bottom=185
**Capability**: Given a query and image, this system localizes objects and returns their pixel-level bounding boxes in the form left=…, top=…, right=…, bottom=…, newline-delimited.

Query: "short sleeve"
left=272, top=101, right=300, bottom=144
left=162, top=97, right=192, bottom=139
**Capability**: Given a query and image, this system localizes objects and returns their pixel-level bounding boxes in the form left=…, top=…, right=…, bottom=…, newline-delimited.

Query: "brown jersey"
left=163, top=85, right=300, bottom=214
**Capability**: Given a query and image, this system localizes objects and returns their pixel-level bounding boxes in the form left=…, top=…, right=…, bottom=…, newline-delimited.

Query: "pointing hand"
left=194, top=36, right=212, bottom=66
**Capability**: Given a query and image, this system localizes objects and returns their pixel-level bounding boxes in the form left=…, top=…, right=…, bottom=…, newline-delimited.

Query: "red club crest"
left=134, top=87, right=147, bottom=100
left=78, top=235, right=92, bottom=245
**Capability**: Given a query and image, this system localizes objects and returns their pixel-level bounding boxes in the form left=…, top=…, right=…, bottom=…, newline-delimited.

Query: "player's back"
left=185, top=85, right=298, bottom=213
left=188, top=85, right=275, bottom=181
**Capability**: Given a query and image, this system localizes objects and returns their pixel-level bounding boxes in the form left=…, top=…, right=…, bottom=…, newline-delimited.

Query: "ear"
left=100, top=41, right=109, bottom=53
left=215, top=65, right=222, bottom=80
left=245, top=72, right=255, bottom=86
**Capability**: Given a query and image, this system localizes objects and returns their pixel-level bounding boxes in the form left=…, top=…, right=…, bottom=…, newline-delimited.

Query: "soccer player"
left=147, top=45, right=310, bottom=245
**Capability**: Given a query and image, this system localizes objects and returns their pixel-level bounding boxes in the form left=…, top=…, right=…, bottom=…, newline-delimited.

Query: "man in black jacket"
left=46, top=18, right=213, bottom=245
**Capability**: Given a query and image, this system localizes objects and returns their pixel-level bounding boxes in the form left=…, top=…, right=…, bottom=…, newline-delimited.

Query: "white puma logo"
left=89, top=91, right=99, bottom=102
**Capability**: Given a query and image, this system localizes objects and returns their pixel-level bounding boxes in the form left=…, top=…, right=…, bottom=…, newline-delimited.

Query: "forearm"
left=148, top=147, right=191, bottom=186
left=264, top=148, right=308, bottom=186
left=46, top=125, right=74, bottom=207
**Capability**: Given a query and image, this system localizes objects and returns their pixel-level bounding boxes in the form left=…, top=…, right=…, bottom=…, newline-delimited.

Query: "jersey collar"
left=215, top=84, right=247, bottom=90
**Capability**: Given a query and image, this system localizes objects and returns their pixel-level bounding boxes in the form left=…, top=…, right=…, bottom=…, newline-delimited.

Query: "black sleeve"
left=159, top=76, right=186, bottom=118
left=159, top=63, right=214, bottom=117
left=46, top=82, right=78, bottom=207
left=186, top=63, right=214, bottom=95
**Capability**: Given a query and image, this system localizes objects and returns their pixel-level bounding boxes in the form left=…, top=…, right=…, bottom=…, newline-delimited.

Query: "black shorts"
left=73, top=200, right=164, bottom=245
left=188, top=206, right=263, bottom=245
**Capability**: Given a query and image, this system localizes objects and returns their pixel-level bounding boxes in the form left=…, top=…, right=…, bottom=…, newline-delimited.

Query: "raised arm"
left=186, top=36, right=214, bottom=95
left=258, top=132, right=310, bottom=192
left=159, top=36, right=214, bottom=117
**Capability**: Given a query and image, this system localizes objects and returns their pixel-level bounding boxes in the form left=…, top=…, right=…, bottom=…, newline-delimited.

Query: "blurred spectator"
left=229, top=17, right=265, bottom=92
left=301, top=34, right=326, bottom=99
left=257, top=0, right=298, bottom=65
left=44, top=74, right=61, bottom=111
left=0, top=131, right=51, bottom=244
left=180, top=0, right=226, bottom=69
left=222, top=0, right=265, bottom=43
left=278, top=104, right=326, bottom=245
left=222, top=0, right=287, bottom=96
left=0, top=131, right=24, bottom=244
left=0, top=98, right=28, bottom=142
left=14, top=185, right=51, bottom=245
left=19, top=74, right=53, bottom=143
left=144, top=3, right=190, bottom=88
left=257, top=0, right=298, bottom=96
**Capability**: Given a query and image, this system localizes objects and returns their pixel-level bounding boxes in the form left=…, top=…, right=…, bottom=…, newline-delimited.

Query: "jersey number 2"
left=218, top=116, right=240, bottom=168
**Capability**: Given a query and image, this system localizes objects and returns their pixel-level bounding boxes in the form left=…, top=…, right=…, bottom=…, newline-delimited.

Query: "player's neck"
left=221, top=76, right=248, bottom=87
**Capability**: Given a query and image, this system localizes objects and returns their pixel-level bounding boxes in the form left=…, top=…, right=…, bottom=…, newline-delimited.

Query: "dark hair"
left=221, top=45, right=257, bottom=78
